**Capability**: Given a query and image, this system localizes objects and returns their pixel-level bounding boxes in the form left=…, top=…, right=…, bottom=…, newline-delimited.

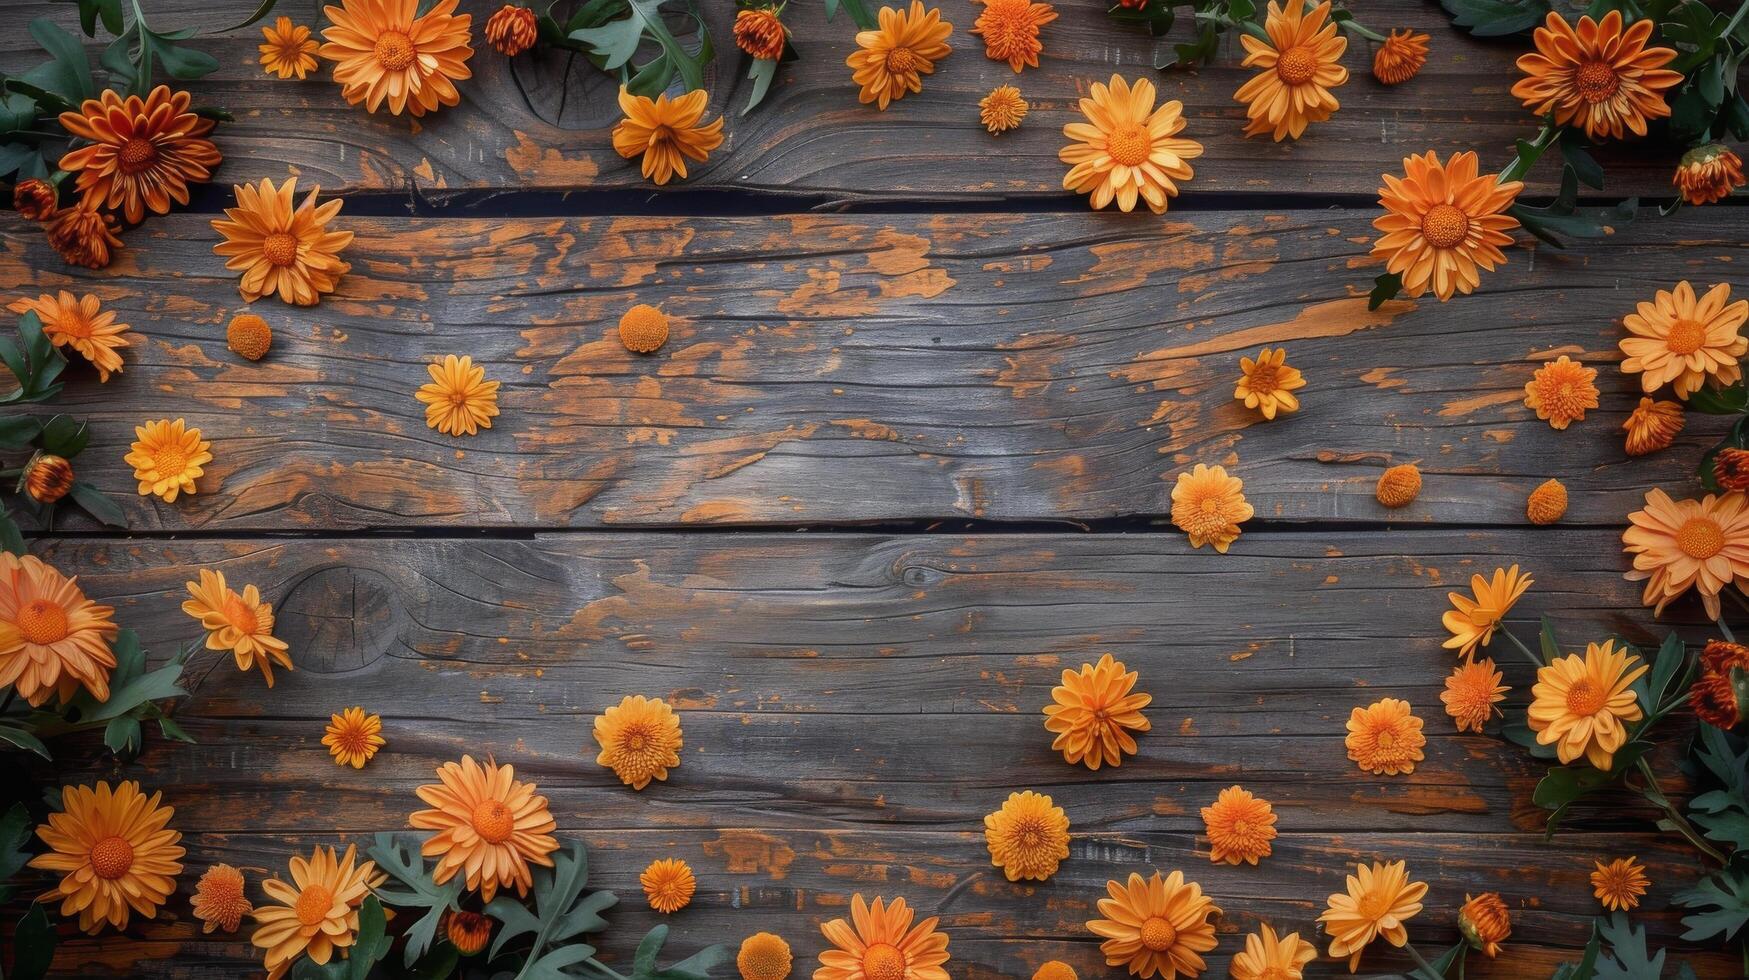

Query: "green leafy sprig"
left=0, top=629, right=192, bottom=760
left=535, top=0, right=714, bottom=98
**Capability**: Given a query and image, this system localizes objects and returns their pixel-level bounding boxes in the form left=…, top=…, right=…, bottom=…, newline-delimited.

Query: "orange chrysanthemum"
left=46, top=199, right=123, bottom=269
left=1375, top=462, right=1421, bottom=509
left=619, top=303, right=670, bottom=353
left=847, top=2, right=953, bottom=110
left=183, top=568, right=294, bottom=686
left=980, top=85, right=1028, bottom=133
left=1717, top=449, right=1749, bottom=493
left=252, top=844, right=382, bottom=980
left=57, top=85, right=220, bottom=224
left=1624, top=397, right=1684, bottom=456
left=13, top=178, right=58, bottom=221
left=971, top=0, right=1056, bottom=73
left=1527, top=478, right=1568, bottom=525
left=1623, top=488, right=1749, bottom=619
left=1043, top=653, right=1151, bottom=770
left=1170, top=463, right=1252, bottom=553
left=410, top=755, right=559, bottom=902
left=192, top=864, right=253, bottom=934
left=1372, top=29, right=1429, bottom=85
left=1200, top=785, right=1275, bottom=866
left=1087, top=870, right=1221, bottom=979
left=416, top=354, right=500, bottom=436
left=816, top=894, right=951, bottom=980
left=1372, top=150, right=1522, bottom=301
left=212, top=177, right=353, bottom=306
left=641, top=858, right=696, bottom=913
left=1234, top=347, right=1304, bottom=419
left=1620, top=281, right=1749, bottom=399
left=1235, top=0, right=1348, bottom=141
left=323, top=706, right=385, bottom=768
left=1441, top=564, right=1531, bottom=659
left=1524, top=355, right=1599, bottom=429
left=1318, top=860, right=1426, bottom=972
left=227, top=313, right=274, bottom=361
left=260, top=17, right=320, bottom=79
left=1345, top=698, right=1424, bottom=776
left=319, top=0, right=474, bottom=117
left=1529, top=639, right=1647, bottom=770
left=1231, top=923, right=1316, bottom=980
left=738, top=932, right=793, bottom=980
left=7, top=291, right=130, bottom=382
left=734, top=8, right=788, bottom=61
left=984, top=790, right=1070, bottom=881
left=445, top=909, right=493, bottom=955
left=1692, top=640, right=1749, bottom=729
left=1458, top=892, right=1511, bottom=958
left=0, top=553, right=117, bottom=707
left=1034, top=962, right=1077, bottom=980
left=30, top=781, right=184, bottom=934
left=485, top=5, right=538, bottom=57
left=594, top=694, right=684, bottom=789
left=1591, top=857, right=1649, bottom=911
left=1441, top=658, right=1507, bottom=734
left=1060, top=75, right=1201, bottom=214
left=1675, top=145, right=1745, bottom=206
left=613, top=87, right=725, bottom=186
left=1512, top=11, right=1681, bottom=141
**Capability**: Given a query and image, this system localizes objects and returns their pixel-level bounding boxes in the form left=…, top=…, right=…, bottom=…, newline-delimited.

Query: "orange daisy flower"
left=1720, top=449, right=1749, bottom=493
left=1235, top=0, right=1348, bottom=141
left=1372, top=29, right=1429, bottom=85
left=1524, top=355, right=1599, bottom=429
left=1529, top=640, right=1647, bottom=770
left=252, top=844, right=383, bottom=980
left=1591, top=856, right=1649, bottom=911
left=46, top=199, right=123, bottom=269
left=1087, top=870, right=1221, bottom=978
left=641, top=858, right=696, bottom=913
left=1512, top=11, right=1680, bottom=141
left=0, top=552, right=118, bottom=707
left=1170, top=463, right=1252, bottom=553
left=1318, top=860, right=1426, bottom=971
left=409, top=755, right=560, bottom=902
left=319, top=0, right=474, bottom=117
left=815, top=894, right=950, bottom=980
left=1623, top=488, right=1749, bottom=619
left=979, top=84, right=1028, bottom=133
left=7, top=291, right=130, bottom=382
left=212, top=177, right=353, bottom=306
left=1200, top=785, right=1276, bottom=866
left=1043, top=653, right=1151, bottom=770
left=1034, top=963, right=1077, bottom=980
left=847, top=1, right=953, bottom=110
left=1675, top=144, right=1745, bottom=206
left=1233, top=346, right=1305, bottom=419
left=1231, top=923, right=1316, bottom=980
left=1372, top=150, right=1522, bottom=301
left=260, top=17, right=320, bottom=79
left=612, top=87, right=725, bottom=186
left=1345, top=698, right=1424, bottom=775
left=984, top=790, right=1070, bottom=881
left=1441, top=658, right=1507, bottom=733
left=1526, top=478, right=1568, bottom=525
left=1623, top=397, right=1683, bottom=456
left=182, top=568, right=294, bottom=686
left=416, top=354, right=500, bottom=436
left=593, top=693, right=684, bottom=789
left=971, top=0, right=1056, bottom=73
left=57, top=85, right=221, bottom=224
left=739, top=932, right=793, bottom=980
left=13, top=177, right=57, bottom=221
left=192, top=863, right=253, bottom=934
left=30, top=781, right=184, bottom=934
left=446, top=910, right=493, bottom=955
left=1060, top=74, right=1201, bottom=214
left=322, top=706, right=385, bottom=768
left=23, top=454, right=75, bottom=506
left=1620, top=281, right=1749, bottom=398
left=1441, top=564, right=1531, bottom=659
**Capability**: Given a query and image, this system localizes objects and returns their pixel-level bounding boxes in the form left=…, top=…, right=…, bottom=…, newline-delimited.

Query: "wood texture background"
left=2, top=0, right=1739, bottom=977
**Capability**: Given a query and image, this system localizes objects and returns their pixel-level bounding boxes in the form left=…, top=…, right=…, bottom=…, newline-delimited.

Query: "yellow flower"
left=211, top=176, right=353, bottom=306
left=641, top=858, right=696, bottom=913
left=182, top=568, right=293, bottom=686
left=318, top=0, right=474, bottom=117
left=192, top=864, right=252, bottom=934
left=322, top=706, right=384, bottom=768
left=251, top=844, right=382, bottom=980
left=409, top=755, right=560, bottom=902
left=979, top=85, right=1029, bottom=133
left=1043, top=653, right=1150, bottom=770
left=126, top=418, right=212, bottom=502
left=1441, top=564, right=1532, bottom=659
left=1526, top=478, right=1568, bottom=525
left=259, top=16, right=319, bottom=79
left=1440, top=658, right=1507, bottom=734
left=0, top=553, right=117, bottom=707
left=1233, top=347, right=1304, bottom=420
left=815, top=894, right=950, bottom=980
left=416, top=354, right=501, bottom=436
left=846, top=2, right=953, bottom=110
left=1591, top=856, right=1649, bottom=911
left=1675, top=144, right=1745, bottom=206
left=1345, top=698, right=1424, bottom=775
left=1230, top=923, right=1316, bottom=980
left=1372, top=29, right=1429, bottom=85
left=1060, top=75, right=1201, bottom=214
left=1318, top=860, right=1426, bottom=972
left=1086, top=870, right=1221, bottom=978
left=612, top=87, right=725, bottom=185
left=1620, top=281, right=1749, bottom=399
left=1234, top=0, right=1348, bottom=141
left=7, top=292, right=130, bottom=382
left=1371, top=150, right=1521, bottom=302
left=738, top=932, right=793, bottom=980
left=971, top=0, right=1056, bottom=73
left=1457, top=892, right=1510, bottom=958
left=1200, top=785, right=1275, bottom=866
left=1623, top=397, right=1684, bottom=456
left=1622, top=488, right=1749, bottom=619
left=1374, top=462, right=1421, bottom=509
left=594, top=694, right=684, bottom=789
left=30, top=781, right=184, bottom=934
left=1528, top=639, right=1647, bottom=770
left=1511, top=10, right=1680, bottom=141
left=1170, top=463, right=1252, bottom=553
left=983, top=790, right=1070, bottom=881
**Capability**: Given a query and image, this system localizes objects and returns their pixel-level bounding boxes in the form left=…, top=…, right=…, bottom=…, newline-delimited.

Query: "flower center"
left=1106, top=125, right=1151, bottom=167
left=16, top=598, right=70, bottom=645
left=295, top=884, right=334, bottom=926
left=1275, top=45, right=1319, bottom=85
left=1231, top=818, right=1251, bottom=835
left=1421, top=204, right=1471, bottom=249
left=471, top=800, right=515, bottom=843
left=374, top=31, right=416, bottom=71
left=1246, top=365, right=1279, bottom=394
left=152, top=444, right=189, bottom=477
left=1678, top=517, right=1726, bottom=559
left=1666, top=318, right=1706, bottom=355
left=1358, top=891, right=1393, bottom=920
left=117, top=138, right=158, bottom=173
left=1565, top=678, right=1606, bottom=716
left=1140, top=916, right=1177, bottom=952
left=90, top=836, right=134, bottom=879
left=1375, top=729, right=1396, bottom=749
left=884, top=46, right=919, bottom=74
left=861, top=943, right=907, bottom=980
left=221, top=593, right=260, bottom=634
left=262, top=232, right=299, bottom=268
left=1575, top=61, right=1620, bottom=103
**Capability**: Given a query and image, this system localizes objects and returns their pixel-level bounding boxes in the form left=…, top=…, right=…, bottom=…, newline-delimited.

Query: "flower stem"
left=1721, top=616, right=1739, bottom=644
left=1335, top=17, right=1387, bottom=43
left=1501, top=629, right=1545, bottom=670
left=1496, top=120, right=1561, bottom=185
left=1636, top=756, right=1728, bottom=864
left=1403, top=941, right=1443, bottom=978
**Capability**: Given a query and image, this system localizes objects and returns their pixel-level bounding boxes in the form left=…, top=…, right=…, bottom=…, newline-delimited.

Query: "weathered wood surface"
left=0, top=0, right=1692, bottom=200
left=5, top=208, right=1740, bottom=532
left=22, top=530, right=1733, bottom=976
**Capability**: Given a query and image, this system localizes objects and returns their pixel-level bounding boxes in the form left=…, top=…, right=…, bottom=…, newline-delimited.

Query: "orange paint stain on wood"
left=504, top=130, right=601, bottom=183
left=702, top=829, right=797, bottom=879
left=994, top=332, right=1073, bottom=399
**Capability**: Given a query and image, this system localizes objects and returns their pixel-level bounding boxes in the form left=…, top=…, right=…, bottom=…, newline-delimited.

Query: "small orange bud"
left=485, top=4, right=538, bottom=56
left=1692, top=640, right=1749, bottom=731
left=445, top=910, right=493, bottom=955
left=619, top=303, right=670, bottom=354
left=1457, top=892, right=1510, bottom=957
left=1033, top=963, right=1078, bottom=980
left=1525, top=478, right=1567, bottom=524
left=1375, top=463, right=1421, bottom=508
left=1717, top=448, right=1749, bottom=493
left=1373, top=29, right=1429, bottom=85
left=226, top=313, right=273, bottom=361
left=23, top=453, right=74, bottom=504
left=734, top=8, right=788, bottom=61
left=13, top=178, right=58, bottom=222
left=1674, top=144, right=1745, bottom=207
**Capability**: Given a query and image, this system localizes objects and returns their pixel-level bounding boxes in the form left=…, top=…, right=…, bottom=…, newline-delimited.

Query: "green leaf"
left=67, top=482, right=128, bottom=528
left=0, top=509, right=23, bottom=557
left=0, top=312, right=69, bottom=406
left=1367, top=272, right=1403, bottom=311
left=144, top=31, right=221, bottom=81
left=0, top=803, right=34, bottom=893
left=0, top=724, right=51, bottom=759
left=741, top=54, right=778, bottom=116
left=1593, top=912, right=1667, bottom=980
left=1550, top=917, right=1602, bottom=979
left=11, top=903, right=58, bottom=980
left=0, top=415, right=42, bottom=450
left=348, top=896, right=391, bottom=980
left=75, top=0, right=126, bottom=37
left=1439, top=0, right=1551, bottom=37
left=823, top=0, right=878, bottom=30
left=366, top=833, right=463, bottom=967
left=1688, top=379, right=1749, bottom=415
left=22, top=18, right=97, bottom=104
left=1559, top=139, right=1604, bottom=190
left=102, top=714, right=142, bottom=755
left=1532, top=741, right=1652, bottom=826
left=215, top=0, right=281, bottom=33
left=485, top=841, right=615, bottom=975
left=37, top=415, right=89, bottom=457
left=1675, top=866, right=1749, bottom=942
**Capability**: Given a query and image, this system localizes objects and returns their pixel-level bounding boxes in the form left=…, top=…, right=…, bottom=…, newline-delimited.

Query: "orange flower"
left=227, top=313, right=274, bottom=361
left=1524, top=355, right=1598, bottom=429
left=847, top=2, right=953, bottom=110
left=319, top=0, right=474, bottom=117
left=1231, top=923, right=1315, bottom=980
left=1060, top=75, right=1201, bottom=214
left=13, top=178, right=58, bottom=221
left=1345, top=698, right=1424, bottom=775
left=1620, top=281, right=1749, bottom=398
left=23, top=454, right=74, bottom=505
left=734, top=8, right=788, bottom=60
left=1372, top=150, right=1522, bottom=301
left=1441, top=564, right=1531, bottom=659
left=416, top=354, right=500, bottom=436
left=1528, top=640, right=1647, bottom=770
left=1318, top=860, right=1426, bottom=971
left=619, top=303, right=670, bottom=353
left=1235, top=0, right=1348, bottom=141
left=1526, top=478, right=1567, bottom=525
left=409, top=755, right=560, bottom=902
left=1512, top=11, right=1680, bottom=141
left=1717, top=449, right=1749, bottom=493
left=984, top=790, right=1070, bottom=881
left=445, top=910, right=493, bottom=956
left=252, top=844, right=382, bottom=980
left=7, top=291, right=130, bottom=381
left=1675, top=144, right=1745, bottom=206
left=1623, top=488, right=1749, bottom=619
left=738, top=932, right=793, bottom=980
left=1623, top=397, right=1683, bottom=456
left=57, top=85, right=221, bottom=224
left=1372, top=29, right=1429, bottom=85
left=1200, top=785, right=1275, bottom=866
left=971, top=0, right=1056, bottom=73
left=979, top=85, right=1029, bottom=133
left=815, top=894, right=950, bottom=980
left=0, top=552, right=118, bottom=707
left=1691, top=640, right=1749, bottom=729
left=260, top=17, right=320, bottom=79
left=1033, top=963, right=1077, bottom=980
left=1375, top=462, right=1421, bottom=509
left=1087, top=870, right=1221, bottom=978
left=1591, top=856, right=1649, bottom=911
left=1170, top=463, right=1252, bottom=552
left=46, top=199, right=123, bottom=269
left=182, top=568, right=294, bottom=686
left=1458, top=892, right=1510, bottom=958
left=612, top=87, right=725, bottom=186
left=1233, top=347, right=1304, bottom=419
left=641, top=858, right=696, bottom=913
left=192, top=864, right=252, bottom=933
left=485, top=4, right=538, bottom=57
left=30, top=781, right=184, bottom=934
left=212, top=177, right=353, bottom=306
left=1441, top=658, right=1507, bottom=733
left=594, top=694, right=684, bottom=789
left=1043, top=653, right=1151, bottom=770
left=322, top=706, right=384, bottom=768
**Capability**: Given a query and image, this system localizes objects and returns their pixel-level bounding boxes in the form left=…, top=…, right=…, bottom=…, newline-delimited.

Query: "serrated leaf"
left=1592, top=912, right=1666, bottom=980
left=741, top=54, right=777, bottom=116
left=1440, top=0, right=1551, bottom=36
left=366, top=833, right=463, bottom=967
left=1675, top=867, right=1749, bottom=942
left=485, top=841, right=618, bottom=974
left=22, top=18, right=97, bottom=104
left=102, top=715, right=141, bottom=755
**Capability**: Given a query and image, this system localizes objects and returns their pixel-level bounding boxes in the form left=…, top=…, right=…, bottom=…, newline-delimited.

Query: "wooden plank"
left=0, top=0, right=1689, bottom=200
left=4, top=209, right=1738, bottom=532
left=20, top=530, right=1727, bottom=976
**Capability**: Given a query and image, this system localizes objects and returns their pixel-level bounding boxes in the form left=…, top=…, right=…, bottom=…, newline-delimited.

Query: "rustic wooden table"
left=4, top=0, right=1743, bottom=976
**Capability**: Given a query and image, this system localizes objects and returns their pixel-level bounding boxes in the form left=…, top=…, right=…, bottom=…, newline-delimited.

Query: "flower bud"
left=23, top=453, right=74, bottom=504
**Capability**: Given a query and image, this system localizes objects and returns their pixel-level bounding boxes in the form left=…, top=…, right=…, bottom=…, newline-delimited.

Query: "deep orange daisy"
left=1512, top=11, right=1680, bottom=141
left=612, top=88, right=725, bottom=186
left=0, top=552, right=117, bottom=706
left=1200, top=785, right=1276, bottom=865
left=971, top=0, right=1056, bottom=73
left=815, top=894, right=950, bottom=980
left=1372, top=150, right=1522, bottom=301
left=319, top=0, right=474, bottom=116
left=211, top=177, right=353, bottom=306
left=30, top=781, right=184, bottom=934
left=260, top=16, right=320, bottom=79
left=1043, top=653, right=1151, bottom=769
left=846, top=1, right=954, bottom=110
left=57, top=85, right=221, bottom=224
